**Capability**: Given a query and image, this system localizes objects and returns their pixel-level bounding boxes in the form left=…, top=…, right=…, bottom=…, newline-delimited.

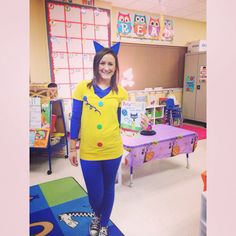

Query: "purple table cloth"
left=122, top=124, right=198, bottom=168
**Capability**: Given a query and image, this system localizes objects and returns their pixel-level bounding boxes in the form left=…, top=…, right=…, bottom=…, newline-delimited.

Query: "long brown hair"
left=87, top=48, right=119, bottom=93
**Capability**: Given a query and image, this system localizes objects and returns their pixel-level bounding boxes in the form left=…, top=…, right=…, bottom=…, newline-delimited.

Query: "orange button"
left=97, top=142, right=103, bottom=147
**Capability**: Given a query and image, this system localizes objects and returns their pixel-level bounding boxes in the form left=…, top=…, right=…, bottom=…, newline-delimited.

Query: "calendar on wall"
left=45, top=0, right=111, bottom=116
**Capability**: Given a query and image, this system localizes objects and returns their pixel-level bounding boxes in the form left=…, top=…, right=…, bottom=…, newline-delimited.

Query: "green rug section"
left=39, top=177, right=87, bottom=207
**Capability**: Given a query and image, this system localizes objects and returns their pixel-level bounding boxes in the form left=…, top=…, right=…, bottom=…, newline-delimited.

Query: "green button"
left=97, top=124, right=102, bottom=129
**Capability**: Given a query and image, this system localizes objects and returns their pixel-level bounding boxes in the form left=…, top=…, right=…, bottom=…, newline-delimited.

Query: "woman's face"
left=98, top=53, right=116, bottom=81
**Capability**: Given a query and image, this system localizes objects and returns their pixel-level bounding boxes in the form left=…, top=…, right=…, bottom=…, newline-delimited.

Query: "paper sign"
left=185, top=75, right=195, bottom=92
left=200, top=66, right=207, bottom=81
left=29, top=97, right=42, bottom=129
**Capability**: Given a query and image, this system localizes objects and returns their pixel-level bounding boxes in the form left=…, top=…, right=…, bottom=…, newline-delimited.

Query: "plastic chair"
left=164, top=98, right=183, bottom=126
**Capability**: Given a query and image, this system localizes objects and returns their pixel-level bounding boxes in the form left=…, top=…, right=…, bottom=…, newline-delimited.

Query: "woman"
left=69, top=41, right=148, bottom=236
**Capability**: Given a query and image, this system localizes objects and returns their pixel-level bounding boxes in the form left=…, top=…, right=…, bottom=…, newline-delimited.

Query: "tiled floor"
left=30, top=139, right=206, bottom=236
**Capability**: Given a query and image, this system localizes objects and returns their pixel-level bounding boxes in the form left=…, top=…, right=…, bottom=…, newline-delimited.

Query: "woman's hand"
left=69, top=139, right=78, bottom=167
left=69, top=150, right=78, bottom=167
left=141, top=113, right=150, bottom=130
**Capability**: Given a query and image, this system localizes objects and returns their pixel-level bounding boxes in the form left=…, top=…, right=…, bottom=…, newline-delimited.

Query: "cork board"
left=118, top=43, right=187, bottom=90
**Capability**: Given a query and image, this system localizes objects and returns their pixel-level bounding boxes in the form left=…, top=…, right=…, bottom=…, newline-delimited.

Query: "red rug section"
left=181, top=124, right=206, bottom=140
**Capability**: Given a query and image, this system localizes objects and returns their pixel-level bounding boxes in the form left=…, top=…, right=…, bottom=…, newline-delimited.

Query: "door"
left=182, top=53, right=198, bottom=120
left=195, top=52, right=206, bottom=122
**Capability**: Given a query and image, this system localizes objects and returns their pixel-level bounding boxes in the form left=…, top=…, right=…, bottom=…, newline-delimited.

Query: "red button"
left=97, top=142, right=103, bottom=147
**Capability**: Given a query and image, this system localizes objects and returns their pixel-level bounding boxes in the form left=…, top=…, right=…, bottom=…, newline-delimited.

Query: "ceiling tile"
left=103, top=0, right=206, bottom=22
left=162, top=0, right=196, bottom=9
left=108, top=0, right=137, bottom=8
left=125, top=1, right=158, bottom=12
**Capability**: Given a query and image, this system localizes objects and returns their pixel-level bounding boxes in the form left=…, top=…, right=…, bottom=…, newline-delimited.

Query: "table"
left=122, top=124, right=198, bottom=186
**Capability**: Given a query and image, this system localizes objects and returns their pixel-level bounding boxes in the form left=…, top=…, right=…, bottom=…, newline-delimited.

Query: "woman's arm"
left=117, top=107, right=121, bottom=125
left=69, top=99, right=83, bottom=167
left=70, top=99, right=83, bottom=140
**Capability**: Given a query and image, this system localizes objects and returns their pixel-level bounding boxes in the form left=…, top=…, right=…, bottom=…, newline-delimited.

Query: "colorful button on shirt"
left=97, top=124, right=102, bottom=129
left=98, top=101, right=104, bottom=107
left=97, top=142, right=103, bottom=147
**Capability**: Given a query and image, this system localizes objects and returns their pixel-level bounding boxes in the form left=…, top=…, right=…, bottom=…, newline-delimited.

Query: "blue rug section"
left=51, top=196, right=93, bottom=236
left=30, top=208, right=64, bottom=236
left=30, top=178, right=124, bottom=236
left=51, top=197, right=124, bottom=236
left=30, top=185, right=49, bottom=214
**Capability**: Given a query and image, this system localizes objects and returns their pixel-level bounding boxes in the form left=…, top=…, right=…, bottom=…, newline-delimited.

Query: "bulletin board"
left=45, top=0, right=111, bottom=113
left=118, top=43, right=187, bottom=91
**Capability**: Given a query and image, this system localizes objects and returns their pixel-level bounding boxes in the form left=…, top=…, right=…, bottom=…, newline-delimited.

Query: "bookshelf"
left=128, top=87, right=183, bottom=125
left=145, top=105, right=166, bottom=124
left=30, top=99, right=69, bottom=175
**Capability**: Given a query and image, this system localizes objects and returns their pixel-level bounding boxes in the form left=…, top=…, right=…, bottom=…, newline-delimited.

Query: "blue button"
left=83, top=96, right=87, bottom=101
left=98, top=101, right=104, bottom=107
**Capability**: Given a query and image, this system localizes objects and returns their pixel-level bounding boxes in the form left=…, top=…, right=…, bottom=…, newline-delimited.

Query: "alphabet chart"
left=45, top=0, right=111, bottom=114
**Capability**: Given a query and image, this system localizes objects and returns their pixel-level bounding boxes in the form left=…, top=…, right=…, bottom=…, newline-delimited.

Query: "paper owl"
left=117, top=12, right=132, bottom=35
left=162, top=19, right=174, bottom=41
left=148, top=17, right=160, bottom=39
left=133, top=14, right=147, bottom=36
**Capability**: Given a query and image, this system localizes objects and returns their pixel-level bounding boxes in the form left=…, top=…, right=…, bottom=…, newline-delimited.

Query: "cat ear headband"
left=93, top=41, right=120, bottom=55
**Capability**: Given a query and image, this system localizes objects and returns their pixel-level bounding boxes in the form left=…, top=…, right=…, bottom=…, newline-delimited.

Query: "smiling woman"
left=68, top=41, right=142, bottom=236
left=69, top=41, right=149, bottom=236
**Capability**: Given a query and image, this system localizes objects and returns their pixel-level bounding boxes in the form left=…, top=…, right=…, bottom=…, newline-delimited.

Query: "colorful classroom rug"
left=30, top=177, right=124, bottom=236
left=181, top=123, right=206, bottom=140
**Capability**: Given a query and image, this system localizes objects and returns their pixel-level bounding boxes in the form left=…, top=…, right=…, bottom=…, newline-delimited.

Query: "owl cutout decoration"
left=117, top=12, right=132, bottom=35
left=148, top=17, right=160, bottom=39
left=162, top=19, right=174, bottom=41
left=133, top=14, right=147, bottom=36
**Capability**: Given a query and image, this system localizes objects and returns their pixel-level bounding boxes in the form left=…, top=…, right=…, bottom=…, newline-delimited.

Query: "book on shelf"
left=29, top=128, right=50, bottom=148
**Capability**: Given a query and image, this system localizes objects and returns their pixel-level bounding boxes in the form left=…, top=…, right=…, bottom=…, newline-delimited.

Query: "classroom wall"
left=30, top=0, right=206, bottom=83
left=30, top=0, right=51, bottom=83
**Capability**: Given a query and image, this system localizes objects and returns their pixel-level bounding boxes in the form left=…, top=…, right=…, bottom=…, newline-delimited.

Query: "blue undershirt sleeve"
left=117, top=107, right=121, bottom=125
left=70, top=99, right=83, bottom=139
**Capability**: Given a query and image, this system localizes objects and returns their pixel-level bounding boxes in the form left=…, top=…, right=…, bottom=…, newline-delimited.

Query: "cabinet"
left=200, top=191, right=207, bottom=236
left=182, top=52, right=206, bottom=123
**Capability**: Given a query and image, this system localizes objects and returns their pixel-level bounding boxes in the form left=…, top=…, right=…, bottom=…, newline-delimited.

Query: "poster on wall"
left=200, top=66, right=207, bottom=81
left=185, top=75, right=195, bottom=92
left=116, top=11, right=174, bottom=42
left=45, top=0, right=111, bottom=115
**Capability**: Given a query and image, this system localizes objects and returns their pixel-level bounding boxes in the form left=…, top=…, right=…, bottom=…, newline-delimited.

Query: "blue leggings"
left=80, top=156, right=122, bottom=227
